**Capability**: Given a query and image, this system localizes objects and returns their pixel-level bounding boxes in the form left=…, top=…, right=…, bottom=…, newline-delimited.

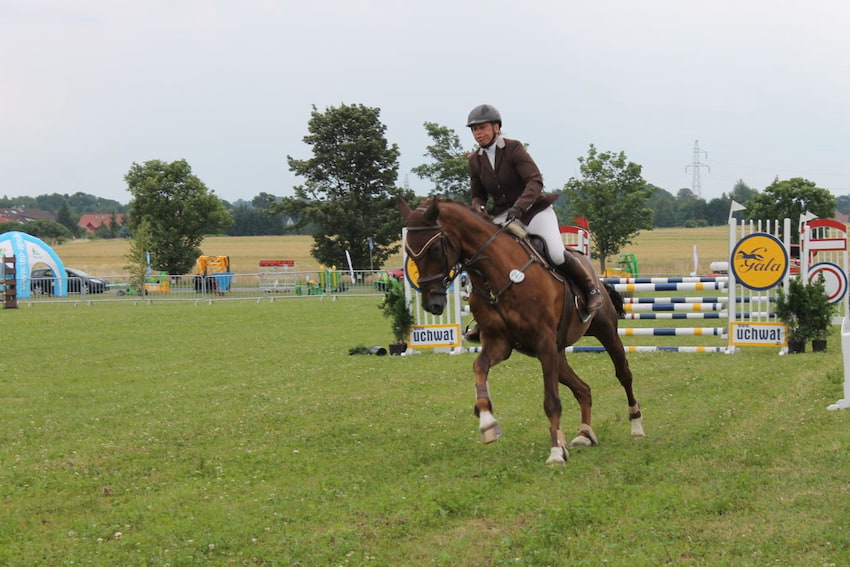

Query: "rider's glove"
left=505, top=206, right=523, bottom=221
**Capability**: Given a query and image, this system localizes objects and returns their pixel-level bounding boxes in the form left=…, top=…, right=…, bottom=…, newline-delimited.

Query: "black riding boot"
left=557, top=251, right=603, bottom=315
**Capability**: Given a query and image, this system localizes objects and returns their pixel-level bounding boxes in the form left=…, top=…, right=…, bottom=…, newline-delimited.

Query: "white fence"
left=14, top=269, right=397, bottom=304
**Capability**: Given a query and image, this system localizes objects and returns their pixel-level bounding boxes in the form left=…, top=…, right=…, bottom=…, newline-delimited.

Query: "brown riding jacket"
left=468, top=136, right=558, bottom=224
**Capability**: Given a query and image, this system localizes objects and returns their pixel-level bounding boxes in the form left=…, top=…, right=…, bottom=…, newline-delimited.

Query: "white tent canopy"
left=0, top=231, right=66, bottom=298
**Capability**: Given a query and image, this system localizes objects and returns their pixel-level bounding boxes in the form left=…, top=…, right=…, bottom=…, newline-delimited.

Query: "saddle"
left=511, top=230, right=595, bottom=335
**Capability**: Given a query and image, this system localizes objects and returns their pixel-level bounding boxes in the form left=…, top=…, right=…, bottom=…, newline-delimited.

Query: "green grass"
left=2, top=298, right=849, bottom=565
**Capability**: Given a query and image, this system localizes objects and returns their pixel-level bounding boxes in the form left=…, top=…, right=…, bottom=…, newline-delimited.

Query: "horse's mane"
left=422, top=196, right=492, bottom=226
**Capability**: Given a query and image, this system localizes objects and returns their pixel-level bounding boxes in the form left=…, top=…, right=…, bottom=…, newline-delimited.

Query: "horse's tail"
left=604, top=281, right=625, bottom=319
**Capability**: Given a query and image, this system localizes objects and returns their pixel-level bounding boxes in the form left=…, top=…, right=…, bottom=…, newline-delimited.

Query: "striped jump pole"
left=593, top=275, right=735, bottom=353
left=566, top=345, right=727, bottom=354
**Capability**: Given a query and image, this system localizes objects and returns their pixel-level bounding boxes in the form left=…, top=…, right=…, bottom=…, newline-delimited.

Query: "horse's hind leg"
left=592, top=322, right=645, bottom=438
left=472, top=338, right=512, bottom=444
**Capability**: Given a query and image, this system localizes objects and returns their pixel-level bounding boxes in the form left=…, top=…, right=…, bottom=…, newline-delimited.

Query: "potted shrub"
left=379, top=279, right=414, bottom=355
left=806, top=274, right=834, bottom=352
left=775, top=277, right=810, bottom=353
left=775, top=275, right=834, bottom=353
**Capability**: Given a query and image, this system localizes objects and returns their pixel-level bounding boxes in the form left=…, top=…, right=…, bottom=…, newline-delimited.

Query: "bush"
left=379, top=280, right=414, bottom=344
left=775, top=275, right=834, bottom=343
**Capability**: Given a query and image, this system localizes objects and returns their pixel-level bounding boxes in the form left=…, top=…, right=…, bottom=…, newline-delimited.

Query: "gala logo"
left=730, top=233, right=788, bottom=290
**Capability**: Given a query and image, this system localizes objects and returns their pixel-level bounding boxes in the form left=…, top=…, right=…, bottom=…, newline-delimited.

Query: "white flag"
left=800, top=210, right=818, bottom=223
left=690, top=244, right=699, bottom=277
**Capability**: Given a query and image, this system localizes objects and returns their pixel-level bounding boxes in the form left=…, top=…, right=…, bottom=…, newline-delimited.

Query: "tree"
left=276, top=103, right=413, bottom=269
left=124, top=218, right=154, bottom=292
left=56, top=201, right=80, bottom=238
left=125, top=159, right=232, bottom=274
left=705, top=196, right=730, bottom=226
left=108, top=212, right=122, bottom=236
left=674, top=188, right=707, bottom=227
left=563, top=144, right=654, bottom=271
left=730, top=179, right=758, bottom=205
left=745, top=177, right=836, bottom=243
left=837, top=194, right=850, bottom=217
left=647, top=187, right=677, bottom=227
left=16, top=219, right=72, bottom=244
left=411, top=122, right=472, bottom=201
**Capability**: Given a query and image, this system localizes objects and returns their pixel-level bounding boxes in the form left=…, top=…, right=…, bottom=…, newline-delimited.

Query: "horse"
left=399, top=197, right=644, bottom=465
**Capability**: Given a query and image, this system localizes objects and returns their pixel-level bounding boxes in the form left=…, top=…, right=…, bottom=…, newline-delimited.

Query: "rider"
left=465, top=104, right=602, bottom=336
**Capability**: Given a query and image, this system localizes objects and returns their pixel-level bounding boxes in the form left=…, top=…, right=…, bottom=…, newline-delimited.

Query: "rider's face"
left=470, top=122, right=499, bottom=147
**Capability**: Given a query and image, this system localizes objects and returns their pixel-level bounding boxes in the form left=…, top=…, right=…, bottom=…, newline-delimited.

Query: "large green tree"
left=411, top=122, right=471, bottom=201
left=277, top=103, right=413, bottom=269
left=745, top=177, right=836, bottom=243
left=563, top=144, right=654, bottom=271
left=125, top=159, right=232, bottom=274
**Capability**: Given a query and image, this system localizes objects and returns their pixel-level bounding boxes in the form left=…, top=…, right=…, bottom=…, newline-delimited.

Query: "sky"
left=2, top=0, right=849, bottom=205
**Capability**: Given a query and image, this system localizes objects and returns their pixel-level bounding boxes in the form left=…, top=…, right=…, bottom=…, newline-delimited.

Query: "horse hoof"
left=481, top=423, right=502, bottom=444
left=569, top=435, right=593, bottom=447
left=479, top=412, right=502, bottom=443
left=569, top=424, right=599, bottom=447
left=545, top=446, right=569, bottom=464
left=631, top=417, right=646, bottom=437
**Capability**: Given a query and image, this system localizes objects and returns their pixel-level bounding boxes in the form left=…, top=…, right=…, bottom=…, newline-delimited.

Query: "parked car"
left=30, top=267, right=110, bottom=295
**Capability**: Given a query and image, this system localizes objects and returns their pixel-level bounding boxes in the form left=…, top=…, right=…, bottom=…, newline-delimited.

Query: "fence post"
left=3, top=255, right=18, bottom=309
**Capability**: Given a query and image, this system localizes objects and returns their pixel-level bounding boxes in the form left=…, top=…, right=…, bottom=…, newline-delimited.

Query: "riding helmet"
left=466, top=104, right=502, bottom=127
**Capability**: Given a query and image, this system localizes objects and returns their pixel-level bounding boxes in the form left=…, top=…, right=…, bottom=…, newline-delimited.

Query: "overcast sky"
left=2, top=0, right=848, bottom=205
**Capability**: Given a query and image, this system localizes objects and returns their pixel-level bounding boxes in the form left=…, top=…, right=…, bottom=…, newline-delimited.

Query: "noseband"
left=404, top=225, right=459, bottom=289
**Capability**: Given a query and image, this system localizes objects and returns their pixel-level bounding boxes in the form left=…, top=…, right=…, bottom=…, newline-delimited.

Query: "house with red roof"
left=78, top=213, right=127, bottom=233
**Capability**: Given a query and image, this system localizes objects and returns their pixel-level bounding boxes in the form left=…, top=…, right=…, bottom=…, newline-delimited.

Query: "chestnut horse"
left=400, top=197, right=644, bottom=464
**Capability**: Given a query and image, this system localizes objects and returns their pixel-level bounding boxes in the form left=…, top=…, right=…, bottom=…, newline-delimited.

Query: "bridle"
left=404, top=225, right=460, bottom=290
left=404, top=217, right=518, bottom=294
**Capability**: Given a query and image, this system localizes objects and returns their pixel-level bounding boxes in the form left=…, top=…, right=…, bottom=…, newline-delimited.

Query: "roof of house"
left=78, top=213, right=127, bottom=231
left=0, top=207, right=56, bottom=223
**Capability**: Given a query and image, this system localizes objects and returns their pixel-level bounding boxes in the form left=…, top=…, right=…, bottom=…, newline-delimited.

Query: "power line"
left=685, top=140, right=710, bottom=199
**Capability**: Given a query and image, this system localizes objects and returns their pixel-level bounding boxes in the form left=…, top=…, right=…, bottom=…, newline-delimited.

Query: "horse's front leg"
left=472, top=338, right=511, bottom=444
left=557, top=356, right=599, bottom=449
left=540, top=349, right=570, bottom=464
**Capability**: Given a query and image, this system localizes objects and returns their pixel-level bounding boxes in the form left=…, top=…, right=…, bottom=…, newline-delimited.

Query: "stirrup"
left=464, top=323, right=480, bottom=343
left=586, top=287, right=603, bottom=311
left=579, top=288, right=602, bottom=323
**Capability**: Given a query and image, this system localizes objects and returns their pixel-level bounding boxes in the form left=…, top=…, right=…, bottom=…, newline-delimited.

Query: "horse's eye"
left=429, top=246, right=442, bottom=258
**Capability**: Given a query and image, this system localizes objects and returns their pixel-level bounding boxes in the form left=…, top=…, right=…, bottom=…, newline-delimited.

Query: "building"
left=78, top=213, right=127, bottom=233
left=0, top=207, right=56, bottom=224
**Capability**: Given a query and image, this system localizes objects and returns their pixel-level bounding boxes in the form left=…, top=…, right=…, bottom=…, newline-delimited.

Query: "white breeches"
left=494, top=205, right=565, bottom=266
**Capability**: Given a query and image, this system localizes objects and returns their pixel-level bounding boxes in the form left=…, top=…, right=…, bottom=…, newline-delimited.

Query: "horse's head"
left=398, top=197, right=461, bottom=316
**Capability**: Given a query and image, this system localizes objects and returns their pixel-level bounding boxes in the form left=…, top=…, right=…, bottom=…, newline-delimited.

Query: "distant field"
left=51, top=226, right=732, bottom=277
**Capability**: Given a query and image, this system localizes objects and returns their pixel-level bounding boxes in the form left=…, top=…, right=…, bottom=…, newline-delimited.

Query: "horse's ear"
left=423, top=196, right=439, bottom=224
left=397, top=196, right=412, bottom=221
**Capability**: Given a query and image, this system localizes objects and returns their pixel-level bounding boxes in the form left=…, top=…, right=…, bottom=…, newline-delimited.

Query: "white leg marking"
left=631, top=416, right=645, bottom=437
left=479, top=411, right=502, bottom=443
left=546, top=445, right=569, bottom=464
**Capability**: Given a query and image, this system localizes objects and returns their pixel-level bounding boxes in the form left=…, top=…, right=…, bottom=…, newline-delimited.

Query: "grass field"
left=3, top=228, right=850, bottom=565
left=2, top=297, right=849, bottom=565
left=49, top=225, right=732, bottom=277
